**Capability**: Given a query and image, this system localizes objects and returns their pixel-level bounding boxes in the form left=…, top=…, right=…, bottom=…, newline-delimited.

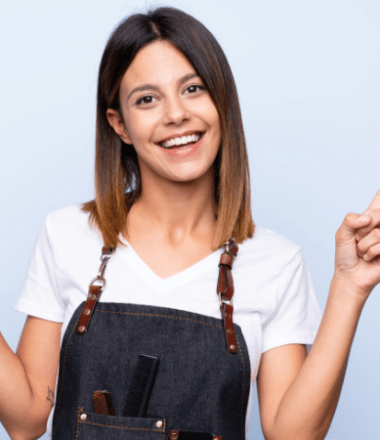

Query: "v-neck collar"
left=118, top=235, right=224, bottom=292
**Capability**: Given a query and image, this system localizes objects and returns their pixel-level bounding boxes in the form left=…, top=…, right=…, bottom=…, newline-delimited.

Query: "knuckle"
left=344, top=212, right=355, bottom=222
left=356, top=231, right=364, bottom=239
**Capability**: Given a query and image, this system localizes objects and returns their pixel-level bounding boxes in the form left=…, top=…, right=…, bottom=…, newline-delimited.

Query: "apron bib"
left=52, top=240, right=251, bottom=440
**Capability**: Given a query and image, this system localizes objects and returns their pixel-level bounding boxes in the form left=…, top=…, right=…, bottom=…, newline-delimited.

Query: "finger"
left=336, top=212, right=372, bottom=244
left=355, top=208, right=380, bottom=240
left=363, top=243, right=380, bottom=261
left=363, top=189, right=380, bottom=215
left=357, top=227, right=380, bottom=258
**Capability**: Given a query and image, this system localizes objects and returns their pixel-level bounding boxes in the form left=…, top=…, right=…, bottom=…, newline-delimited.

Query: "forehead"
left=120, top=40, right=196, bottom=91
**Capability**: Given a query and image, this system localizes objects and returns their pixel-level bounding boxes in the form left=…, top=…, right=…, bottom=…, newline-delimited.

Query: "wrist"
left=330, top=273, right=369, bottom=309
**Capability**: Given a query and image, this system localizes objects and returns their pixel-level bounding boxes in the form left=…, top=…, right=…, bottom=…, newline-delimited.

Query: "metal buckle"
left=223, top=238, right=236, bottom=256
left=88, top=247, right=115, bottom=292
left=89, top=275, right=106, bottom=292
left=97, top=260, right=108, bottom=279
left=101, top=251, right=114, bottom=261
left=218, top=291, right=234, bottom=310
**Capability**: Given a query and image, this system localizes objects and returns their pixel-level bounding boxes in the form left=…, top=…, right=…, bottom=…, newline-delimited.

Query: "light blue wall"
left=1, top=1, right=379, bottom=439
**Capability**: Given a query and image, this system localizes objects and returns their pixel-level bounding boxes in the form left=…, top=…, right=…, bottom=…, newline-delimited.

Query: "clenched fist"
left=334, top=190, right=380, bottom=300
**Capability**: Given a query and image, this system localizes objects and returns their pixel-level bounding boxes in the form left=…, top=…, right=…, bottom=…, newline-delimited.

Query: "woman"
left=1, top=6, right=379, bottom=440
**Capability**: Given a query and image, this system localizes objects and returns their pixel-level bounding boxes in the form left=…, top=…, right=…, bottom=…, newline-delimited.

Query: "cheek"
left=124, top=113, right=154, bottom=144
left=210, top=111, right=221, bottom=144
left=207, top=105, right=221, bottom=135
left=197, top=103, right=220, bottom=134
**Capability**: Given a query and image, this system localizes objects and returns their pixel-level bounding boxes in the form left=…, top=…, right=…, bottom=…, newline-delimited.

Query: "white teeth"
left=161, top=132, right=202, bottom=148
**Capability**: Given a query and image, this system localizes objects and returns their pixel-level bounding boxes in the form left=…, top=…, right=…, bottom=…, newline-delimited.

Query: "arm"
left=257, top=276, right=362, bottom=440
left=0, top=316, right=62, bottom=440
left=257, top=192, right=380, bottom=440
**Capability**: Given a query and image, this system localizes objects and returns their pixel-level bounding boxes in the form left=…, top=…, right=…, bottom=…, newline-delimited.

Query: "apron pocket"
left=76, top=409, right=165, bottom=440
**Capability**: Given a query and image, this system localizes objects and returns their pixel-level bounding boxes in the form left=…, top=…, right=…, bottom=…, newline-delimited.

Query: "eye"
left=135, top=84, right=206, bottom=106
left=185, top=84, right=205, bottom=94
left=135, top=95, right=156, bottom=106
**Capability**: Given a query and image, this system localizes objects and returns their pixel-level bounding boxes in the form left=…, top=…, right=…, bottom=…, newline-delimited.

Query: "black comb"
left=124, top=354, right=159, bottom=417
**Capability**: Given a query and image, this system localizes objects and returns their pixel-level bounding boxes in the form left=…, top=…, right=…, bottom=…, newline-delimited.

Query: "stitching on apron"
left=76, top=407, right=83, bottom=440
left=235, top=333, right=246, bottom=439
left=76, top=407, right=165, bottom=434
left=162, top=417, right=166, bottom=440
left=78, top=421, right=164, bottom=432
left=95, top=309, right=223, bottom=328
left=53, top=311, right=83, bottom=437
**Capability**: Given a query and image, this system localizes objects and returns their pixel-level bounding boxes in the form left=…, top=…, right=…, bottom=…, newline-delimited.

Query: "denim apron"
left=51, top=239, right=251, bottom=440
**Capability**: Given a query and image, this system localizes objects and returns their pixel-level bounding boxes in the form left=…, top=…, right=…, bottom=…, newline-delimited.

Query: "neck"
left=124, top=166, right=218, bottom=247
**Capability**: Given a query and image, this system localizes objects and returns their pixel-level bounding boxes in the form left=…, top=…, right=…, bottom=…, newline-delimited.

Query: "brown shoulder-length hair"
left=82, top=6, right=255, bottom=250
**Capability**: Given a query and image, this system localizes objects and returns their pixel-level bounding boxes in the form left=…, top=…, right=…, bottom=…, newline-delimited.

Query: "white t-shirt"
left=14, top=204, right=323, bottom=438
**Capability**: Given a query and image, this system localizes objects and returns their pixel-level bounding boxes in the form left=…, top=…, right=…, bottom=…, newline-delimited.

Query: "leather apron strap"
left=217, top=238, right=239, bottom=353
left=77, top=246, right=115, bottom=334
left=76, top=239, right=239, bottom=355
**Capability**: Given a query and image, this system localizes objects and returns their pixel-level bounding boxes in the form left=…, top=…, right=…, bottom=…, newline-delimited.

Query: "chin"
left=172, top=175, right=203, bottom=183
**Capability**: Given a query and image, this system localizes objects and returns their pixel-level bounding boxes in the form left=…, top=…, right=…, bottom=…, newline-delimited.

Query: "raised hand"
left=334, top=190, right=380, bottom=300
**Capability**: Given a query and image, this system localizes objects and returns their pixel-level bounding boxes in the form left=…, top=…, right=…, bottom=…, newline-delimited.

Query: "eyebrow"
left=127, top=72, right=200, bottom=102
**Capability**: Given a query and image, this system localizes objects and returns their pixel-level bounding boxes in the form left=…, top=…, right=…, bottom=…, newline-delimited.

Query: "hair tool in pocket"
left=124, top=354, right=159, bottom=417
left=92, top=390, right=116, bottom=416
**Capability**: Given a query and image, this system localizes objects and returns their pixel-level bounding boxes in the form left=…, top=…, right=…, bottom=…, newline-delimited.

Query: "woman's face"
left=107, top=40, right=221, bottom=185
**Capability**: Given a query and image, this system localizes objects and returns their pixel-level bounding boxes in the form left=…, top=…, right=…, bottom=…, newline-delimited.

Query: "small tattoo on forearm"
left=47, top=386, right=55, bottom=407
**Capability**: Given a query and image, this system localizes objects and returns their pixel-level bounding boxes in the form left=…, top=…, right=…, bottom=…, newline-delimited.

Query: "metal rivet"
left=80, top=413, right=87, bottom=421
left=89, top=294, right=97, bottom=301
left=229, top=344, right=236, bottom=351
left=226, top=328, right=233, bottom=334
left=156, top=420, right=163, bottom=428
left=83, top=308, right=91, bottom=316
left=78, top=325, right=86, bottom=333
left=170, top=434, right=178, bottom=440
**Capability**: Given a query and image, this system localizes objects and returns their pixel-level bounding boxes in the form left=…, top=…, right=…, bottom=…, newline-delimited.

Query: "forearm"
left=271, top=275, right=365, bottom=440
left=0, top=332, right=46, bottom=440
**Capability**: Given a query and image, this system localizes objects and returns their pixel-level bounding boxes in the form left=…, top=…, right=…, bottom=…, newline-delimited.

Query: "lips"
left=157, top=131, right=205, bottom=147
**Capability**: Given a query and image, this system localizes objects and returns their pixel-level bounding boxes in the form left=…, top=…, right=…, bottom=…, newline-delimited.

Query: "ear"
left=106, top=108, right=133, bottom=144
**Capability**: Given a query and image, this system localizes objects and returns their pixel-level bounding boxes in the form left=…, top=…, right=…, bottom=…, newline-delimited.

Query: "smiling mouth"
left=158, top=132, right=205, bottom=149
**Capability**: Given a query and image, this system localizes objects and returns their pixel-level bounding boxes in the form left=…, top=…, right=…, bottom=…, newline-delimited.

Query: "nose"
left=162, top=94, right=190, bottom=126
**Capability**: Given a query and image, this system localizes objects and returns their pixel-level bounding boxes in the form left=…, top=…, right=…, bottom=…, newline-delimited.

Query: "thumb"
left=335, top=212, right=371, bottom=244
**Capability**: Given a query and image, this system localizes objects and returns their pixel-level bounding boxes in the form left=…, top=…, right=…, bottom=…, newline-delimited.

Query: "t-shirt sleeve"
left=261, top=248, right=323, bottom=354
left=14, top=215, right=66, bottom=322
